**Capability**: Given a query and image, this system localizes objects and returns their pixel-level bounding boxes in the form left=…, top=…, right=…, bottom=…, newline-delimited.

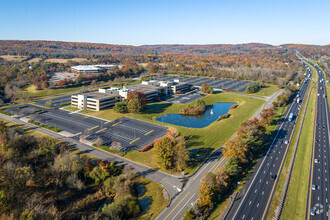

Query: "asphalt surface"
left=0, top=113, right=184, bottom=199
left=155, top=90, right=283, bottom=220
left=167, top=90, right=206, bottom=104
left=4, top=104, right=167, bottom=152
left=226, top=62, right=311, bottom=220
left=306, top=61, right=330, bottom=219
left=152, top=75, right=256, bottom=92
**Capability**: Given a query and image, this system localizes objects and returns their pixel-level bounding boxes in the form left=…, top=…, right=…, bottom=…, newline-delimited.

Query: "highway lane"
left=307, top=61, right=330, bottom=219
left=227, top=61, right=312, bottom=220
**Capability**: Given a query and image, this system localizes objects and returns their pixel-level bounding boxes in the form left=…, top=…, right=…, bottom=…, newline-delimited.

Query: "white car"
left=314, top=159, right=320, bottom=164
left=284, top=140, right=288, bottom=144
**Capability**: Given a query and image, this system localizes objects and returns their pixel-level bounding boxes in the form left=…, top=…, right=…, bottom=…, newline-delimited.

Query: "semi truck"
left=288, top=113, right=294, bottom=121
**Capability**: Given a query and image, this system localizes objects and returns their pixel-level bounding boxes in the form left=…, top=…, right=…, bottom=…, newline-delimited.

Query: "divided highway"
left=307, top=61, right=330, bottom=219
left=227, top=61, right=312, bottom=220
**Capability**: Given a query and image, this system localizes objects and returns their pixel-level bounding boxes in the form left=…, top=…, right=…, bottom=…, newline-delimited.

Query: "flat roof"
left=73, top=92, right=120, bottom=100
left=71, top=65, right=99, bottom=71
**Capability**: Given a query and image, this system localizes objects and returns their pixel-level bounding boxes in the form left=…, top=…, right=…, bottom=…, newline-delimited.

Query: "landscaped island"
left=179, top=100, right=206, bottom=115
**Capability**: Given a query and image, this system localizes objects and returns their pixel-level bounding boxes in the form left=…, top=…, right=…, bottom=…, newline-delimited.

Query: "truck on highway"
left=297, top=98, right=300, bottom=103
left=288, top=113, right=294, bottom=121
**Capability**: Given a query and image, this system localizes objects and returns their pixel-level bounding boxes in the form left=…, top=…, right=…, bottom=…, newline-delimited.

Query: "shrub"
left=217, top=113, right=231, bottom=121
left=0, top=110, right=13, bottom=116
left=114, top=101, right=128, bottom=113
left=230, top=104, right=238, bottom=109
left=246, top=83, right=261, bottom=93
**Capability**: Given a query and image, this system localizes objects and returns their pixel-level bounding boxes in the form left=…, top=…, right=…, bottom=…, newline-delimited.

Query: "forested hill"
left=0, top=40, right=297, bottom=56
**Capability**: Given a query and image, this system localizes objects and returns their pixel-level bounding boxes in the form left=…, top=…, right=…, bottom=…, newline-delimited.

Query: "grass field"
left=27, top=57, right=42, bottom=63
left=0, top=55, right=28, bottom=62
left=44, top=58, right=87, bottom=63
left=83, top=92, right=265, bottom=174
left=63, top=106, right=78, bottom=112
left=136, top=176, right=168, bottom=220
left=267, top=64, right=316, bottom=219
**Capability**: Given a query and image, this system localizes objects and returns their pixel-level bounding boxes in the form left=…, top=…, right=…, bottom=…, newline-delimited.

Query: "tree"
left=198, top=181, right=214, bottom=208
left=260, top=108, right=275, bottom=124
left=114, top=100, right=128, bottom=113
left=201, top=83, right=213, bottom=94
left=154, top=137, right=174, bottom=169
left=127, top=91, right=147, bottom=113
left=173, top=142, right=190, bottom=171
left=223, top=136, right=248, bottom=160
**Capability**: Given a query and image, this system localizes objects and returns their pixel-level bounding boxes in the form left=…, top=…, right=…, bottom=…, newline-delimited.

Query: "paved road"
left=306, top=61, right=330, bottom=219
left=0, top=113, right=183, bottom=200
left=155, top=90, right=283, bottom=220
left=226, top=62, right=311, bottom=220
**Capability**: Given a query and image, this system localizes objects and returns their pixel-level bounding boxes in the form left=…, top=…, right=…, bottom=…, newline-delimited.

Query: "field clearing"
left=27, top=57, right=42, bottom=63
left=0, top=55, right=28, bottom=61
left=83, top=92, right=265, bottom=173
left=139, top=63, right=167, bottom=67
left=44, top=58, right=87, bottom=63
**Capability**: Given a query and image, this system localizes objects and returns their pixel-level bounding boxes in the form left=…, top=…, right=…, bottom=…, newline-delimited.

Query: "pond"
left=157, top=102, right=236, bottom=128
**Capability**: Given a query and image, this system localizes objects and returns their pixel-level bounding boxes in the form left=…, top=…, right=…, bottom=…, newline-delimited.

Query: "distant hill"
left=0, top=40, right=328, bottom=56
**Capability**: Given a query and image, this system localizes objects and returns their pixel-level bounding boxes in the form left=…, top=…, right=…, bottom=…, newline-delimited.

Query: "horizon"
left=0, top=39, right=328, bottom=47
left=1, top=0, right=329, bottom=46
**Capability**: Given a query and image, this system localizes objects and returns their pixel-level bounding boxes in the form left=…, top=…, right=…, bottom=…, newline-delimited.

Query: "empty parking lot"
left=152, top=75, right=256, bottom=92
left=4, top=104, right=167, bottom=152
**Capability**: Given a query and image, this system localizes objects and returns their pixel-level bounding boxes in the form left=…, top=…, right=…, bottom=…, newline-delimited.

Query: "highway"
left=226, top=61, right=312, bottom=220
left=306, top=60, right=330, bottom=219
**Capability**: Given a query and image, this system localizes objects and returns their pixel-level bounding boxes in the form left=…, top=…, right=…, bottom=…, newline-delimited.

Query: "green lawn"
left=63, top=106, right=78, bottom=112
left=267, top=64, right=317, bottom=219
left=20, top=85, right=87, bottom=99
left=83, top=93, right=265, bottom=174
left=252, top=83, right=279, bottom=97
left=136, top=176, right=169, bottom=220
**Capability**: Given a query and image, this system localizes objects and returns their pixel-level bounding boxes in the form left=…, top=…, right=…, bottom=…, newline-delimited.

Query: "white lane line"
left=193, top=159, right=212, bottom=180
left=171, top=193, right=196, bottom=220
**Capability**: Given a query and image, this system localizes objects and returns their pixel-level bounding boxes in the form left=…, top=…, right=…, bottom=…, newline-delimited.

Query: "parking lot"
left=168, top=90, right=206, bottom=104
left=152, top=75, right=256, bottom=92
left=4, top=104, right=167, bottom=152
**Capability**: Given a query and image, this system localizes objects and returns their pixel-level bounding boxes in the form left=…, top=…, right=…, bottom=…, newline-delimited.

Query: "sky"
left=0, top=0, right=329, bottom=46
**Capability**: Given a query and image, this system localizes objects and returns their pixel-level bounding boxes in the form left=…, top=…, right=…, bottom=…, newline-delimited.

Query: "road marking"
left=96, top=128, right=107, bottom=134
left=200, top=157, right=225, bottom=183
left=112, top=121, right=121, bottom=127
left=171, top=193, right=196, bottom=220
left=129, top=137, right=140, bottom=144
left=193, top=159, right=213, bottom=180
left=88, top=126, right=99, bottom=130
left=104, top=121, right=111, bottom=124
left=164, top=192, right=190, bottom=220
left=211, top=157, right=226, bottom=173
left=144, top=130, right=154, bottom=136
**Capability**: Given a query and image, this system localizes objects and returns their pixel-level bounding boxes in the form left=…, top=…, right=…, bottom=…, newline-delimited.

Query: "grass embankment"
left=20, top=85, right=86, bottom=99
left=28, top=119, right=63, bottom=132
left=0, top=110, right=13, bottom=116
left=0, top=119, right=167, bottom=219
left=234, top=83, right=279, bottom=98
left=266, top=67, right=317, bottom=219
left=83, top=93, right=265, bottom=174
left=0, top=55, right=28, bottom=61
left=44, top=58, right=88, bottom=63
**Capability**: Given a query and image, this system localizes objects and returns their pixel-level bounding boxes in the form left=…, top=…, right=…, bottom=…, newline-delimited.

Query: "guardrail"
left=275, top=81, right=316, bottom=219
left=222, top=192, right=238, bottom=220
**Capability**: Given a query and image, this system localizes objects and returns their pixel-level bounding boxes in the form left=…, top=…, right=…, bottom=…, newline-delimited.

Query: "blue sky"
left=0, top=0, right=329, bottom=45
